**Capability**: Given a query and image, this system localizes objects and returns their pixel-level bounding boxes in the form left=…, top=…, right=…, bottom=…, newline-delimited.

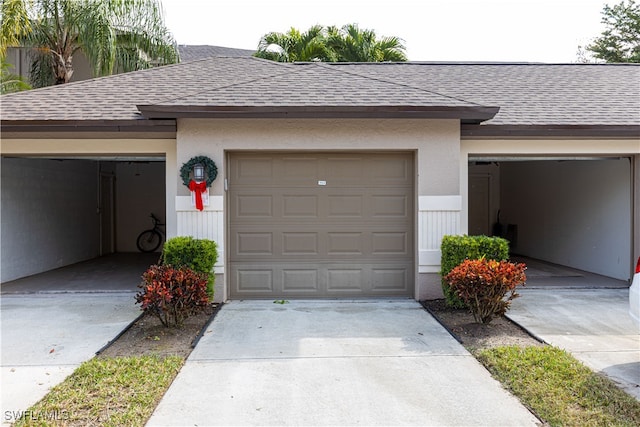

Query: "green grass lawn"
left=477, top=346, right=640, bottom=427
left=14, top=355, right=183, bottom=427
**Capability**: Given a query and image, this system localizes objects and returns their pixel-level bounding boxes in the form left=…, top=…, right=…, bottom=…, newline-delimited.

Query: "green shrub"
left=136, top=265, right=209, bottom=327
left=444, top=258, right=526, bottom=323
left=440, top=235, right=509, bottom=307
left=161, top=236, right=218, bottom=298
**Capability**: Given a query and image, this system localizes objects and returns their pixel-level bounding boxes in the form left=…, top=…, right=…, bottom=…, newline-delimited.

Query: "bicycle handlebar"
left=149, top=213, right=163, bottom=225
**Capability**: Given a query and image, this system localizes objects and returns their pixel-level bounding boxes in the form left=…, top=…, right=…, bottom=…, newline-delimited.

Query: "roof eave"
left=137, top=105, right=500, bottom=123
left=461, top=124, right=640, bottom=139
left=0, top=119, right=177, bottom=135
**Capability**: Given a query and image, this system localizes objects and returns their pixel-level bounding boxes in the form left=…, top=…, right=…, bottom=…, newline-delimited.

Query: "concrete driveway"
left=0, top=293, right=140, bottom=424
left=148, top=300, right=539, bottom=426
left=508, top=288, right=640, bottom=400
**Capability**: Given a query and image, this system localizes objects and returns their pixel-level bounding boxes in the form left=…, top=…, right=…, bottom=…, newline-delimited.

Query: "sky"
left=160, top=0, right=610, bottom=63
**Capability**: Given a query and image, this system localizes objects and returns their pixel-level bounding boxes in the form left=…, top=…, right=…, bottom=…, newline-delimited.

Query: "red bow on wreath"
left=189, top=180, right=207, bottom=211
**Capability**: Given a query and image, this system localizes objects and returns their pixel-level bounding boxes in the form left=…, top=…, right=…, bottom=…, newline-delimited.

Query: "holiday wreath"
left=180, top=155, right=218, bottom=188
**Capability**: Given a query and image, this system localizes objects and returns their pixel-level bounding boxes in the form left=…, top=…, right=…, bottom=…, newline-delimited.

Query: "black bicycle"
left=136, top=213, right=165, bottom=252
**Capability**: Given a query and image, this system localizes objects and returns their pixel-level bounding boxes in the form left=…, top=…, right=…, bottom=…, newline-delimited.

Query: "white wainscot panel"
left=176, top=196, right=224, bottom=273
left=418, top=196, right=461, bottom=273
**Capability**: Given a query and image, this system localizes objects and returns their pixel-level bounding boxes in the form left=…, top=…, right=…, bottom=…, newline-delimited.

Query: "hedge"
left=161, top=236, right=218, bottom=299
left=440, top=235, right=509, bottom=307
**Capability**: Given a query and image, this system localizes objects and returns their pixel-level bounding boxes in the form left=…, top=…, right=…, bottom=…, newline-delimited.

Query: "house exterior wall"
left=0, top=158, right=99, bottom=282
left=5, top=47, right=93, bottom=84
left=176, top=118, right=463, bottom=301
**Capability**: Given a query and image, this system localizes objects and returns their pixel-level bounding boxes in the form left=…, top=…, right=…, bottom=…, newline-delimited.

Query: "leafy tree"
left=7, top=0, right=178, bottom=87
left=586, top=0, right=640, bottom=63
left=327, top=24, right=407, bottom=62
left=255, top=23, right=407, bottom=63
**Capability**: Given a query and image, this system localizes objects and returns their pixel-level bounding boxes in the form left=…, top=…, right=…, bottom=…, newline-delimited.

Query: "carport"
left=468, top=156, right=634, bottom=282
left=1, top=141, right=174, bottom=287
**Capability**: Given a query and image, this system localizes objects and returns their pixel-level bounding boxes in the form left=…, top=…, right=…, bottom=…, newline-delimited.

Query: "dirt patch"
left=421, top=299, right=544, bottom=352
left=98, top=299, right=541, bottom=360
left=97, top=303, right=221, bottom=359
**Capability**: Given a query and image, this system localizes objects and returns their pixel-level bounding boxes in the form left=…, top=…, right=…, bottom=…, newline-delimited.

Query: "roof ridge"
left=150, top=58, right=301, bottom=105
left=311, top=62, right=491, bottom=107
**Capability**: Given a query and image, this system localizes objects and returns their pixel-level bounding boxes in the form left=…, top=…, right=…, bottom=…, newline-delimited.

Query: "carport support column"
left=416, top=122, right=463, bottom=300
left=635, top=155, right=640, bottom=270
left=165, top=143, right=178, bottom=241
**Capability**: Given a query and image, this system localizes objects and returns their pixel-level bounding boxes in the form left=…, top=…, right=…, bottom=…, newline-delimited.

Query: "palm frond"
left=1, top=0, right=33, bottom=57
left=0, top=57, right=31, bottom=93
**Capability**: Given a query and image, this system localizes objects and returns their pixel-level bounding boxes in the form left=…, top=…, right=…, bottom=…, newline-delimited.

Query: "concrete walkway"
left=148, top=300, right=539, bottom=426
left=508, top=288, right=640, bottom=400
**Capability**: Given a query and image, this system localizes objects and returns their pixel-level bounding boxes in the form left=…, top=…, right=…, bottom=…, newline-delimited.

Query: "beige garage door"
left=228, top=152, right=414, bottom=298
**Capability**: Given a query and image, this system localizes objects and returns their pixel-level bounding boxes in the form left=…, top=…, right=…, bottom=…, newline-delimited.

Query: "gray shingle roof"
left=152, top=62, right=481, bottom=107
left=338, top=62, right=640, bottom=126
left=2, top=56, right=639, bottom=134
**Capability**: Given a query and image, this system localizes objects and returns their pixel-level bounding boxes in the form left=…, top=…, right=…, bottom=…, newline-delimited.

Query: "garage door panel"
left=229, top=152, right=414, bottom=299
left=282, top=157, right=320, bottom=183
left=282, top=195, right=319, bottom=217
left=372, top=232, right=408, bottom=254
left=372, top=268, right=408, bottom=291
left=282, top=269, right=319, bottom=292
left=234, top=157, right=274, bottom=182
left=327, top=195, right=363, bottom=217
left=327, top=232, right=364, bottom=255
left=236, top=232, right=273, bottom=255
left=235, top=195, right=273, bottom=217
left=282, top=232, right=319, bottom=255
left=371, top=157, right=411, bottom=182
left=372, top=194, right=410, bottom=217
left=327, top=269, right=363, bottom=290
left=236, top=269, right=273, bottom=292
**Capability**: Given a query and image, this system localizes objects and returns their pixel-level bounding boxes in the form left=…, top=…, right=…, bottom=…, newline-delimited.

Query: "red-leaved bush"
left=136, top=264, right=209, bottom=327
left=444, top=258, right=526, bottom=324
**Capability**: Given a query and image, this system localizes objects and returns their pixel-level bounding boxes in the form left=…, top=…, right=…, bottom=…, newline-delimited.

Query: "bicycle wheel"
left=136, top=230, right=162, bottom=252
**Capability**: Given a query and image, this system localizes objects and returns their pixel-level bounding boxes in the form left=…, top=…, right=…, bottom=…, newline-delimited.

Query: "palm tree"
left=254, top=25, right=335, bottom=62
left=15, top=0, right=178, bottom=87
left=0, top=0, right=32, bottom=58
left=1, top=0, right=32, bottom=93
left=327, top=24, right=407, bottom=62
left=255, top=24, right=407, bottom=63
